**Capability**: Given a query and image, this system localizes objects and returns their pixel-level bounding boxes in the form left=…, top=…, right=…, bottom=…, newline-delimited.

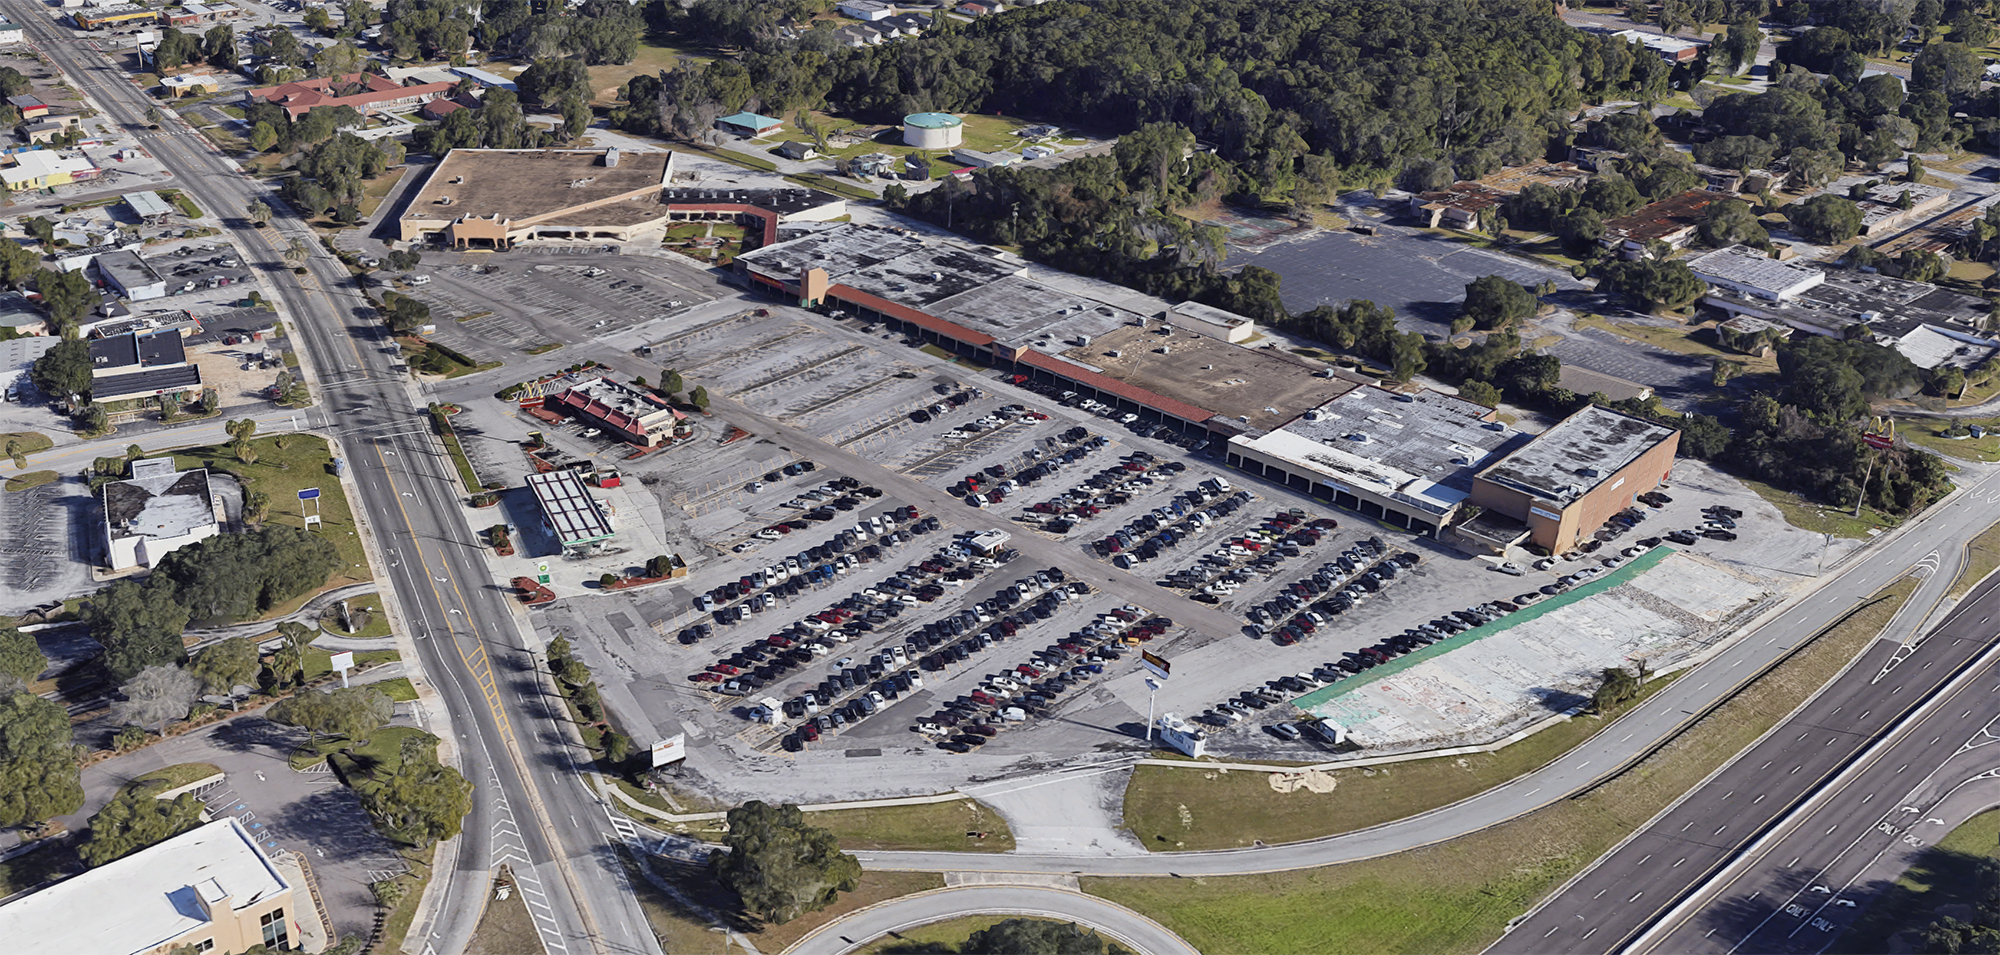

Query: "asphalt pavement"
left=0, top=12, right=656, bottom=955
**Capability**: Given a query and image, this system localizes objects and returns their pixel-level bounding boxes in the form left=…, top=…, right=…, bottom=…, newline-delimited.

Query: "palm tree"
left=283, top=235, right=309, bottom=266
left=246, top=199, right=271, bottom=227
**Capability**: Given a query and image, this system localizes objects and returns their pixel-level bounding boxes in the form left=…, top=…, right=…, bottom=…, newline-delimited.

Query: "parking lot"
left=1239, top=225, right=1585, bottom=330
left=413, top=257, right=715, bottom=361
left=391, top=253, right=1856, bottom=801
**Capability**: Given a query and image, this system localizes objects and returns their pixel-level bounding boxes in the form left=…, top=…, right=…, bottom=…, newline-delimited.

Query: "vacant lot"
left=1087, top=577, right=1916, bottom=954
left=1123, top=676, right=1678, bottom=851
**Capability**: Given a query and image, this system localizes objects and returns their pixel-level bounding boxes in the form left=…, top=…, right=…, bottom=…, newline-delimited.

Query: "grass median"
left=658, top=797, right=1017, bottom=854
left=1123, top=675, right=1680, bottom=851
left=1952, top=520, right=2000, bottom=598
left=1086, top=576, right=1917, bottom=955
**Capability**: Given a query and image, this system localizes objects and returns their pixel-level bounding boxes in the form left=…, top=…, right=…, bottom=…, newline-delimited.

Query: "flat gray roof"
left=1478, top=405, right=1677, bottom=506
left=123, top=191, right=174, bottom=219
left=1687, top=245, right=1824, bottom=297
left=96, top=248, right=164, bottom=293
left=103, top=467, right=213, bottom=541
left=1235, top=386, right=1523, bottom=513
left=826, top=242, right=1023, bottom=308
left=526, top=469, right=614, bottom=544
left=735, top=222, right=925, bottom=279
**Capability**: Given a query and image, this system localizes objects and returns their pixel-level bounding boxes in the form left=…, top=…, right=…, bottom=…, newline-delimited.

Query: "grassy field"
left=376, top=842, right=436, bottom=955
left=294, top=720, right=428, bottom=774
left=1953, top=520, right=2000, bottom=598
left=171, top=433, right=373, bottom=598
left=807, top=799, right=1015, bottom=853
left=1123, top=676, right=1679, bottom=851
left=1832, top=807, right=2000, bottom=953
left=1086, top=577, right=1918, bottom=955
left=1572, top=314, right=1780, bottom=376
left=468, top=870, right=544, bottom=955
left=624, top=848, right=942, bottom=955
left=356, top=168, right=406, bottom=222
left=1737, top=474, right=1900, bottom=539
left=863, top=915, right=1065, bottom=953
left=119, top=761, right=222, bottom=798
left=300, top=646, right=398, bottom=683
left=582, top=38, right=715, bottom=105
left=1902, top=416, right=2000, bottom=464
left=4, top=469, right=57, bottom=492
left=0, top=431, right=51, bottom=455
left=371, top=676, right=418, bottom=702
left=322, top=591, right=393, bottom=638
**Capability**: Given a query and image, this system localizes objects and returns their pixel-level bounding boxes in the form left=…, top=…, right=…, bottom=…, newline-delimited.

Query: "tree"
left=1590, top=664, right=1646, bottom=713
left=246, top=199, right=272, bottom=226
left=690, top=386, right=710, bottom=410
left=202, top=24, right=237, bottom=70
left=82, top=579, right=192, bottom=681
left=22, top=216, right=52, bottom=247
left=547, top=635, right=572, bottom=668
left=961, top=919, right=1132, bottom=955
left=1456, top=380, right=1502, bottom=407
left=0, top=626, right=44, bottom=683
left=1697, top=198, right=1769, bottom=249
left=34, top=268, right=95, bottom=330
left=1786, top=194, right=1865, bottom=244
left=284, top=235, right=310, bottom=266
left=270, top=686, right=392, bottom=743
left=249, top=120, right=279, bottom=152
left=276, top=620, right=315, bottom=687
left=1905, top=153, right=1926, bottom=184
left=0, top=689, right=81, bottom=827
left=359, top=733, right=472, bottom=848
left=661, top=369, right=683, bottom=395
left=560, top=95, right=591, bottom=141
left=150, top=527, right=340, bottom=624
left=1718, top=17, right=1763, bottom=75
left=116, top=665, right=201, bottom=736
left=189, top=637, right=261, bottom=707
left=79, top=790, right=203, bottom=867
left=1460, top=275, right=1538, bottom=331
left=0, top=239, right=37, bottom=290
left=517, top=57, right=591, bottom=107
left=710, top=801, right=862, bottom=924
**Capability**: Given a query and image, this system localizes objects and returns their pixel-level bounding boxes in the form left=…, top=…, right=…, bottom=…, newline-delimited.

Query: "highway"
left=18, top=12, right=2000, bottom=954
left=0, top=11, right=656, bottom=955
left=1626, top=588, right=2000, bottom=954
left=1489, top=568, right=2000, bottom=954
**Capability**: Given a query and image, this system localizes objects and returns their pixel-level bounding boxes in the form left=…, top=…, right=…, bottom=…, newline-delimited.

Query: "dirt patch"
left=1268, top=770, right=1338, bottom=794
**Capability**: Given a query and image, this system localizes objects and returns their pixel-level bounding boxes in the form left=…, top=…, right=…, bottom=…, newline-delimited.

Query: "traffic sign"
left=298, top=487, right=321, bottom=500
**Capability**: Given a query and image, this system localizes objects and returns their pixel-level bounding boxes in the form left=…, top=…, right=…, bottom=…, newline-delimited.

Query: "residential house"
left=419, top=92, right=480, bottom=121
left=775, top=140, right=819, bottom=161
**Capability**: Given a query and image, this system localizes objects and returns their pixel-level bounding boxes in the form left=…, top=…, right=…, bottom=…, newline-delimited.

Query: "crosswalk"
left=487, top=779, right=566, bottom=954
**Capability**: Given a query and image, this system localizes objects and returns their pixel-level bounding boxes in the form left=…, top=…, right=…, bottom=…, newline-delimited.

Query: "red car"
left=1016, top=664, right=1042, bottom=677
left=798, top=722, right=821, bottom=742
left=970, top=690, right=996, bottom=705
left=766, top=635, right=794, bottom=647
left=708, top=663, right=740, bottom=675
left=691, top=672, right=725, bottom=683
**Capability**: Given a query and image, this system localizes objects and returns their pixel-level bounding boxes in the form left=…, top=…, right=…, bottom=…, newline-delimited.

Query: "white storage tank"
left=903, top=112, right=964, bottom=149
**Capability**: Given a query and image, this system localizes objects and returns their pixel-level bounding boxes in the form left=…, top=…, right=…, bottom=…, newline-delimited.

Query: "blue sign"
left=298, top=488, right=320, bottom=501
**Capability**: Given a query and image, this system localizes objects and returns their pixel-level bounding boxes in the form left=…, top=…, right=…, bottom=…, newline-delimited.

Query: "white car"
left=915, top=721, right=946, bottom=736
left=580, top=428, right=603, bottom=439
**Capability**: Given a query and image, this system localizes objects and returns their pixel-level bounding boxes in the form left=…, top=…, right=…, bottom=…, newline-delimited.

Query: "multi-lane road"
left=18, top=9, right=2000, bottom=954
left=0, top=10, right=653, bottom=955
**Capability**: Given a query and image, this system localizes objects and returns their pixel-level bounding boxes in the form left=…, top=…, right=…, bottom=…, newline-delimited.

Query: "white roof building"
left=103, top=460, right=221, bottom=571
left=1687, top=245, right=1827, bottom=301
left=0, top=819, right=296, bottom=955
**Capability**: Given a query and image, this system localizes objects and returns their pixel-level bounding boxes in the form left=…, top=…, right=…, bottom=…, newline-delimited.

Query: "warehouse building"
left=1226, top=387, right=1526, bottom=536
left=102, top=458, right=220, bottom=571
left=527, top=468, right=616, bottom=558
left=0, top=819, right=297, bottom=954
left=1687, top=245, right=1826, bottom=301
left=96, top=248, right=167, bottom=300
left=1469, top=405, right=1680, bottom=553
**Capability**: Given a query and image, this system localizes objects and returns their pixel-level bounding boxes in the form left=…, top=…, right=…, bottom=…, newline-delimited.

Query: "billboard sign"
left=298, top=487, right=321, bottom=500
left=328, top=651, right=354, bottom=671
left=1141, top=651, right=1170, bottom=682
